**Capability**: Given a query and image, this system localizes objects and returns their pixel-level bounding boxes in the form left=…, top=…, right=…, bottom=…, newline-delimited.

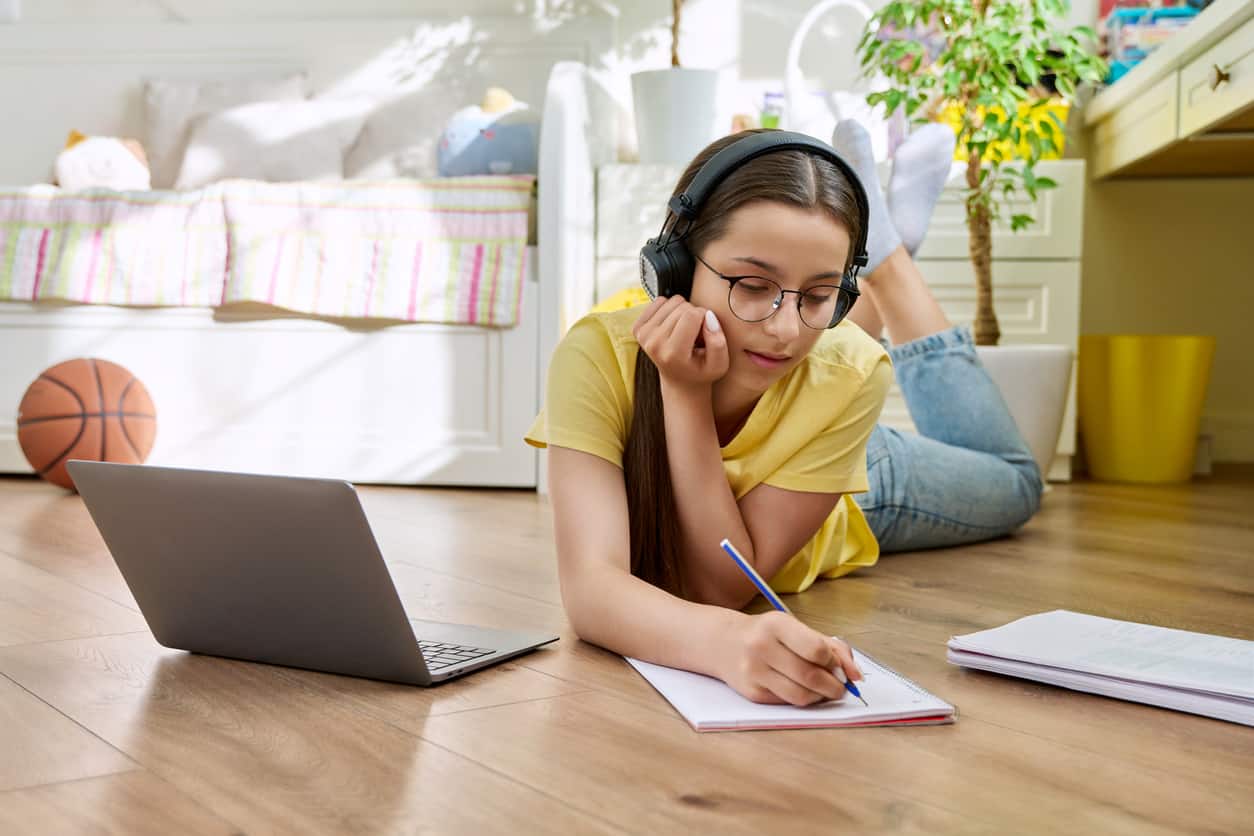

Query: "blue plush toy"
left=437, top=87, right=539, bottom=177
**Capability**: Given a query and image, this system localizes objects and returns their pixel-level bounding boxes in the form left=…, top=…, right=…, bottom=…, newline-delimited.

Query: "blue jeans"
left=856, top=326, right=1043, bottom=552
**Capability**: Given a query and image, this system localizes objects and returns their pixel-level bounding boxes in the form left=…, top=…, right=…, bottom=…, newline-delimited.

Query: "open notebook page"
left=948, top=610, right=1254, bottom=699
left=626, top=648, right=955, bottom=732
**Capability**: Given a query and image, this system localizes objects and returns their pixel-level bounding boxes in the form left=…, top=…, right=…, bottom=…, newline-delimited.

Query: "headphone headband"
left=639, top=129, right=870, bottom=322
left=666, top=131, right=870, bottom=269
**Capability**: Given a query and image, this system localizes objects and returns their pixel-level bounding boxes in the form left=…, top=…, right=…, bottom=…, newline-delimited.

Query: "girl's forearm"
left=561, top=561, right=746, bottom=677
left=659, top=382, right=759, bottom=605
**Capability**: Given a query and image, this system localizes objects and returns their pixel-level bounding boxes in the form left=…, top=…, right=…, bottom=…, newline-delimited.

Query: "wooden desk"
left=0, top=475, right=1251, bottom=833
left=1086, top=0, right=1254, bottom=178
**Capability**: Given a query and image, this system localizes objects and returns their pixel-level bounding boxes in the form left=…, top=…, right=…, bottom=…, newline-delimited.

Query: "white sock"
left=830, top=120, right=900, bottom=274
left=887, top=123, right=956, bottom=256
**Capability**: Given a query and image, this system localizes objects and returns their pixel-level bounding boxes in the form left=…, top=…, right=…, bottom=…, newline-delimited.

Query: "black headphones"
left=639, top=130, right=870, bottom=328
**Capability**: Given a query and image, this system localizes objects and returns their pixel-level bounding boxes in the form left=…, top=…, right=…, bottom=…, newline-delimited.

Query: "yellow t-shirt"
left=526, top=306, right=893, bottom=593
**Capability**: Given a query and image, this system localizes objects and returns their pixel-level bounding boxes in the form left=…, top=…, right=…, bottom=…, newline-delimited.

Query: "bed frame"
left=0, top=18, right=613, bottom=487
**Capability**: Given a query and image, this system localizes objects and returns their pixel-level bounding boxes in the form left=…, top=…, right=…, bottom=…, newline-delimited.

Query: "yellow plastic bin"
left=1078, top=335, right=1216, bottom=483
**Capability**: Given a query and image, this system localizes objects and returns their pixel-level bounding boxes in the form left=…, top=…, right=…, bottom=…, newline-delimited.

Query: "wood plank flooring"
left=0, top=471, right=1251, bottom=835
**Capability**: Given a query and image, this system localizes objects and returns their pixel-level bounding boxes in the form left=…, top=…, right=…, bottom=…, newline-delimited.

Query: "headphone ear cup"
left=639, top=239, right=666, bottom=300
left=640, top=237, right=696, bottom=299
left=665, top=240, right=695, bottom=299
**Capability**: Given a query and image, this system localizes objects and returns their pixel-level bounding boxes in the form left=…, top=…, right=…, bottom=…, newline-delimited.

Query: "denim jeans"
left=856, top=326, right=1043, bottom=552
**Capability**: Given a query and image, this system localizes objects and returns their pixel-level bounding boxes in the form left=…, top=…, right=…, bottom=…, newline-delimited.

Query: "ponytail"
left=623, top=350, right=686, bottom=597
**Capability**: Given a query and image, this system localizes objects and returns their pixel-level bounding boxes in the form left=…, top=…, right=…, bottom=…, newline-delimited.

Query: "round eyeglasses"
left=694, top=253, right=859, bottom=330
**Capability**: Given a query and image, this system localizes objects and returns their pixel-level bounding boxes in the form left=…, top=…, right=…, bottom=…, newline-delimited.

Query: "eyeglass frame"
left=692, top=252, right=861, bottom=330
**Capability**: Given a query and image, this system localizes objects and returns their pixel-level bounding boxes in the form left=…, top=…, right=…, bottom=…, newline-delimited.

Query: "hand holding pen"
left=720, top=538, right=868, bottom=706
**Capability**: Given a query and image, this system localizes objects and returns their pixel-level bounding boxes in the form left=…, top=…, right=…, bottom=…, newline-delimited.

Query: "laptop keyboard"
left=418, top=639, right=495, bottom=671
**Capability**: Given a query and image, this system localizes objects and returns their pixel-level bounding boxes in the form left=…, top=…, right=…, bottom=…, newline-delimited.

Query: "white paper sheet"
left=948, top=610, right=1254, bottom=699
left=948, top=610, right=1254, bottom=726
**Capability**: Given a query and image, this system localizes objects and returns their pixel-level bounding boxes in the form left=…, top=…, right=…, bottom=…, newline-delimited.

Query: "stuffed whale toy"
left=437, top=87, right=539, bottom=177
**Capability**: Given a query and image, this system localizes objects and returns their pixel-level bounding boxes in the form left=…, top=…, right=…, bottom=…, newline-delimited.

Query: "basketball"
left=16, top=358, right=157, bottom=491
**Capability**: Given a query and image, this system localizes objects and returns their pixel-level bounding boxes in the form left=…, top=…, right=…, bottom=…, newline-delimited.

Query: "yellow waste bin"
left=1078, top=335, right=1216, bottom=483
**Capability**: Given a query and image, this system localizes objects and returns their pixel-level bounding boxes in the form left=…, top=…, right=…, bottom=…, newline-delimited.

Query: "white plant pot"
left=631, top=68, right=720, bottom=164
left=975, top=344, right=1074, bottom=477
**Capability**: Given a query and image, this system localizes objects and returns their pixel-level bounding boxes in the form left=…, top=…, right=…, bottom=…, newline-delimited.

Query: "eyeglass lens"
left=728, top=276, right=848, bottom=329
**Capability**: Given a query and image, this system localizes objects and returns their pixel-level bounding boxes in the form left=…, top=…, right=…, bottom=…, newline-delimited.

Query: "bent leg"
left=831, top=120, right=952, bottom=345
left=858, top=328, right=1043, bottom=552
left=891, top=326, right=1035, bottom=463
left=859, top=423, right=1041, bottom=552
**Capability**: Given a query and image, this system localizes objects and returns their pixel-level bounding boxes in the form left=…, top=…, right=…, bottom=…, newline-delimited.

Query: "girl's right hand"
left=719, top=611, right=864, bottom=706
left=632, top=295, right=729, bottom=389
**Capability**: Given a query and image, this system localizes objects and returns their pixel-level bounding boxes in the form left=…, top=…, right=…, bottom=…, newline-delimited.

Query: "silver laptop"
left=66, top=460, right=558, bottom=685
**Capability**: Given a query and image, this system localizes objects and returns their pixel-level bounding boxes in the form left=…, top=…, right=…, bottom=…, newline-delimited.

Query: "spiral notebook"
left=626, top=648, right=956, bottom=732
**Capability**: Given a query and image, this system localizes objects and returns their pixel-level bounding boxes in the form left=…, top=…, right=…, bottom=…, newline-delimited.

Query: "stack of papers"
left=627, top=648, right=955, bottom=732
left=948, top=610, right=1254, bottom=726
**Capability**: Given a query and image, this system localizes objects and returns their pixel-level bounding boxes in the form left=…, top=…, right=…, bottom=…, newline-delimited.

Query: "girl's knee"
left=1005, top=459, right=1044, bottom=532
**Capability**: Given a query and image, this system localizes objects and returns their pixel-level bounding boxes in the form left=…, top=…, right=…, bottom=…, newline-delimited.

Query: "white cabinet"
left=594, top=160, right=1085, bottom=480
left=914, top=161, right=1085, bottom=260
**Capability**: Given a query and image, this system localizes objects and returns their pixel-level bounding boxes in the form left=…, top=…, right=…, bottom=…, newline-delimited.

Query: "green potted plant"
left=631, top=0, right=720, bottom=163
left=857, top=1, right=1106, bottom=478
left=857, top=0, right=1106, bottom=345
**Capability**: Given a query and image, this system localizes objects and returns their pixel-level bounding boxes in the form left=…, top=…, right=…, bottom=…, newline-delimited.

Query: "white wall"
left=0, top=0, right=1099, bottom=154
left=0, top=0, right=859, bottom=160
left=1, top=0, right=1103, bottom=136
left=7, top=0, right=521, bottom=19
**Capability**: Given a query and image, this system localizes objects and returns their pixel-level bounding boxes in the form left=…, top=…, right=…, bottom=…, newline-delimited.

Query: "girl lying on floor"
left=527, top=122, right=1041, bottom=706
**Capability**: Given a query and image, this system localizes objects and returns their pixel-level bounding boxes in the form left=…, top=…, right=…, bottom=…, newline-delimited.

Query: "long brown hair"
left=625, top=129, right=866, bottom=597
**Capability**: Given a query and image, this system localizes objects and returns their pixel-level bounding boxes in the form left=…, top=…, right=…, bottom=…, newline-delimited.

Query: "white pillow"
left=344, top=86, right=459, bottom=180
left=144, top=73, right=308, bottom=188
left=174, top=98, right=370, bottom=189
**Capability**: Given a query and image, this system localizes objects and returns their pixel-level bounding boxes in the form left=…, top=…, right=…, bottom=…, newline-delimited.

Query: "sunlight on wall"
left=320, top=19, right=484, bottom=96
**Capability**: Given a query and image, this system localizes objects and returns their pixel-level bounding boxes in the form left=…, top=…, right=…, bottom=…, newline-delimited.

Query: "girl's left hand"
left=632, top=296, right=729, bottom=389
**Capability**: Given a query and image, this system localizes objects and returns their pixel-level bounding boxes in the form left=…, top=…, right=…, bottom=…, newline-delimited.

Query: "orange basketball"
left=16, top=358, right=157, bottom=491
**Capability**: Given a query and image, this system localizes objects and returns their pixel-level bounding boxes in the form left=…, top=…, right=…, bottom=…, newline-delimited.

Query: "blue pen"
left=719, top=538, right=867, bottom=706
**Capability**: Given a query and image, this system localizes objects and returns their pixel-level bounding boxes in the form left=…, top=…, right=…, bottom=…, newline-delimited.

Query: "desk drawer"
left=1093, top=74, right=1179, bottom=178
left=1180, top=14, right=1254, bottom=136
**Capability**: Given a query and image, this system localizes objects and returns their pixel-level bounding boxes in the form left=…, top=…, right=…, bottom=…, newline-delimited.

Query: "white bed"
left=0, top=18, right=613, bottom=487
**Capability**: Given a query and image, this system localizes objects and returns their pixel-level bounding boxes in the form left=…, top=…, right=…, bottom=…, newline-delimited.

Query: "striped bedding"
left=0, top=175, right=534, bottom=327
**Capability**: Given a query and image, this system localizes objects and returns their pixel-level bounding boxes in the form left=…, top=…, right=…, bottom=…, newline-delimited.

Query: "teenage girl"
left=526, top=124, right=1042, bottom=707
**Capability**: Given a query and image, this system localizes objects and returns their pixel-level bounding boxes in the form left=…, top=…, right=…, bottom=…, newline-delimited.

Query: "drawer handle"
left=1209, top=64, right=1231, bottom=91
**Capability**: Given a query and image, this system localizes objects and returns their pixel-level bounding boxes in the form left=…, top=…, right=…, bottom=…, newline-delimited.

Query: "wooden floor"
left=0, top=471, right=1251, bottom=835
